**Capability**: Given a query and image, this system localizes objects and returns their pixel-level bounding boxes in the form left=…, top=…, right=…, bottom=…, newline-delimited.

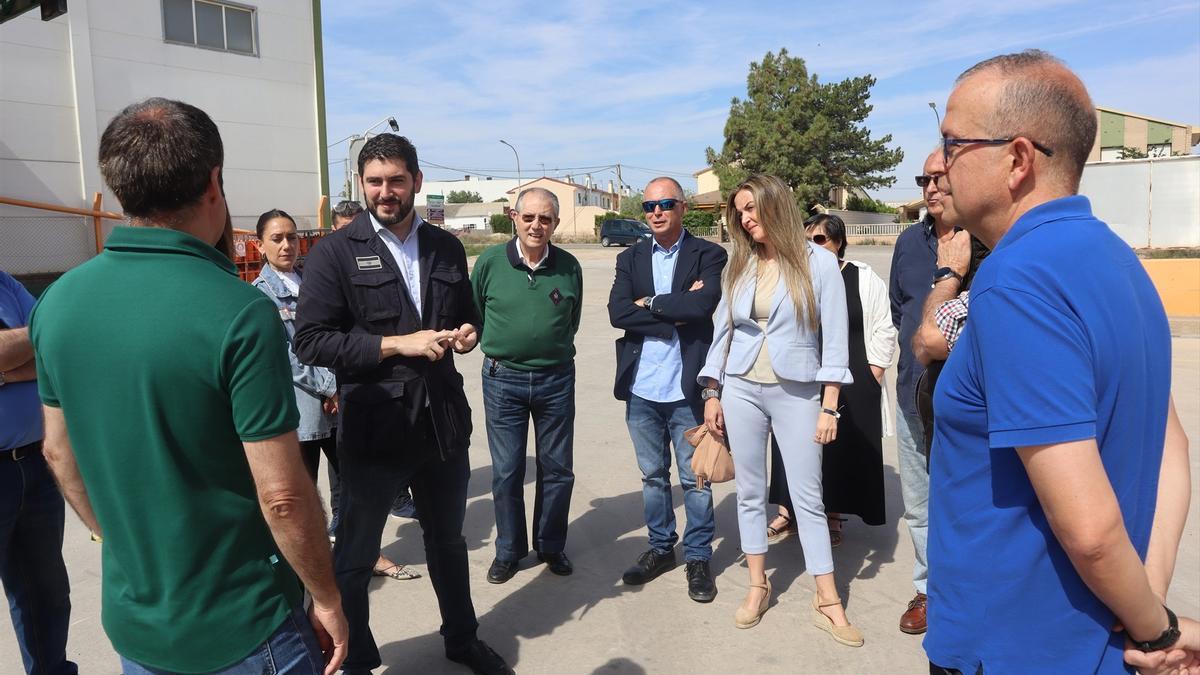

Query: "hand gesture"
left=308, top=599, right=348, bottom=675
left=704, top=398, right=725, bottom=438
left=937, top=230, right=971, bottom=277
left=688, top=279, right=704, bottom=292
left=1124, top=616, right=1200, bottom=675
left=452, top=323, right=479, bottom=354
left=386, top=330, right=458, bottom=361
left=814, top=410, right=839, bottom=445
left=322, top=393, right=339, bottom=416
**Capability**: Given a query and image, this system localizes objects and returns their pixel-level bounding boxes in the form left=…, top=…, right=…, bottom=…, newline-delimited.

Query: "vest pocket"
left=350, top=272, right=403, bottom=321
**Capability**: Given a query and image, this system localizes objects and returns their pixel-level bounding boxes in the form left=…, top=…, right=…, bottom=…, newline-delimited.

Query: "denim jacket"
left=253, top=265, right=336, bottom=441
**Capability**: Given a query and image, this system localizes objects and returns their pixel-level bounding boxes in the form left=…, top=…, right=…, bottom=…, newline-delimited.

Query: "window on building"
left=1147, top=144, right=1171, bottom=157
left=163, top=0, right=256, bottom=55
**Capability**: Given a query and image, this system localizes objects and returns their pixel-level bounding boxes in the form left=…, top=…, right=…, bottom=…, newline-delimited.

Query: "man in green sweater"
left=471, top=188, right=583, bottom=584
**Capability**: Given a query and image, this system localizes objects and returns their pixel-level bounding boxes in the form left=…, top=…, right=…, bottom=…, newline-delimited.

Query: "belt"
left=1, top=440, right=42, bottom=461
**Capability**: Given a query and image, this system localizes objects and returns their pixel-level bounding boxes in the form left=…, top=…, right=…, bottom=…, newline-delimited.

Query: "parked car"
left=600, top=219, right=651, bottom=247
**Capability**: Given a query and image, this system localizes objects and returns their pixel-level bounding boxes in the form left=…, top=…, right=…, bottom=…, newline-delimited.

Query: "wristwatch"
left=821, top=407, right=841, bottom=419
left=932, top=266, right=963, bottom=287
left=1131, top=605, right=1181, bottom=652
left=701, top=387, right=721, bottom=401
left=640, top=295, right=656, bottom=309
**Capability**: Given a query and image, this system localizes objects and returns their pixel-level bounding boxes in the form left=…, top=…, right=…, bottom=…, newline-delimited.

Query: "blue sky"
left=321, top=0, right=1200, bottom=203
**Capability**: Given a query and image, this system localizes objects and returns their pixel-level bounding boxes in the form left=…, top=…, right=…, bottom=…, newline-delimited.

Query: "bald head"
left=955, top=49, right=1096, bottom=189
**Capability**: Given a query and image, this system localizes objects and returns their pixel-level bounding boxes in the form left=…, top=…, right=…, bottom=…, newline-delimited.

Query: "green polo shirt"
left=30, top=226, right=302, bottom=673
left=471, top=239, right=582, bottom=370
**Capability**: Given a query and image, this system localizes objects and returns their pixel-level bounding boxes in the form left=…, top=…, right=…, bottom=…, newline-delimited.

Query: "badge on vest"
left=278, top=307, right=295, bottom=321
left=356, top=256, right=383, bottom=271
left=549, top=288, right=563, bottom=305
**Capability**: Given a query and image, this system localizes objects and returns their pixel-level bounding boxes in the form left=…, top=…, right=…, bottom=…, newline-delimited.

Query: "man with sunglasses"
left=924, top=50, right=1193, bottom=675
left=608, top=177, right=727, bottom=602
left=887, top=150, right=958, bottom=636
left=470, top=188, right=583, bottom=585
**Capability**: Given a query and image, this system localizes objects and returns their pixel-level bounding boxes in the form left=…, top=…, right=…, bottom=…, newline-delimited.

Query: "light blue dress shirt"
left=371, top=211, right=424, bottom=316
left=631, top=231, right=685, bottom=403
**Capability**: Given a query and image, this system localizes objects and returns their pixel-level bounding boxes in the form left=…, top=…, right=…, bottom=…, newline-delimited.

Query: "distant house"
left=503, top=176, right=620, bottom=237
left=1091, top=107, right=1199, bottom=161
left=416, top=202, right=508, bottom=233
left=416, top=176, right=521, bottom=206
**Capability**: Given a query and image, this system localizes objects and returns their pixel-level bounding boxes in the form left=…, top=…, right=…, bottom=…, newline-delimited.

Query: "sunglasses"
left=519, top=213, right=555, bottom=225
left=808, top=233, right=829, bottom=245
left=641, top=199, right=681, bottom=213
left=916, top=174, right=949, bottom=188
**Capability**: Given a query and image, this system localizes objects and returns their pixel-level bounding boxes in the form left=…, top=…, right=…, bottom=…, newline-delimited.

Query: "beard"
left=366, top=192, right=414, bottom=227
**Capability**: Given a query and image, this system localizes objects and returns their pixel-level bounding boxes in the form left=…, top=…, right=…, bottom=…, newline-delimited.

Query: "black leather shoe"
left=487, top=558, right=519, bottom=584
left=536, top=551, right=573, bottom=576
left=447, top=639, right=515, bottom=675
left=685, top=560, right=717, bottom=603
left=622, top=548, right=677, bottom=585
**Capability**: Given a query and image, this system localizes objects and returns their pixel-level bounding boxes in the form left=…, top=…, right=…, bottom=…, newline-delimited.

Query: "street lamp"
left=499, top=139, right=522, bottom=186
left=928, top=102, right=941, bottom=128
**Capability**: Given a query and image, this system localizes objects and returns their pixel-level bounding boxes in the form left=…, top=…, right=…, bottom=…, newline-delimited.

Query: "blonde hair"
left=723, top=174, right=819, bottom=332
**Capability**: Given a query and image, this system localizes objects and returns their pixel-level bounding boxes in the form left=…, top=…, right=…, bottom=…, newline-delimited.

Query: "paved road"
left=4, top=246, right=1197, bottom=674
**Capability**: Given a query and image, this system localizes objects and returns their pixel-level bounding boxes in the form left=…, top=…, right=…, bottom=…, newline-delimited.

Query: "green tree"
left=1118, top=146, right=1148, bottom=160
left=846, top=194, right=897, bottom=214
left=706, top=48, right=903, bottom=209
left=489, top=212, right=512, bottom=234
left=618, top=191, right=645, bottom=220
left=447, top=190, right=483, bottom=203
left=492, top=197, right=509, bottom=203
left=682, top=209, right=715, bottom=231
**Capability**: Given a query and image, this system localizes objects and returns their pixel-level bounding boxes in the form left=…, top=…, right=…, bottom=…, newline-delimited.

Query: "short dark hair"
left=804, top=213, right=847, bottom=258
left=255, top=209, right=296, bottom=238
left=332, top=200, right=363, bottom=219
left=958, top=49, right=1097, bottom=187
left=357, top=133, right=419, bottom=177
left=99, top=98, right=223, bottom=218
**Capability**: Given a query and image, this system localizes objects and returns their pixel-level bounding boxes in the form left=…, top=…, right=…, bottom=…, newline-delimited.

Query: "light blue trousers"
left=722, top=376, right=833, bottom=574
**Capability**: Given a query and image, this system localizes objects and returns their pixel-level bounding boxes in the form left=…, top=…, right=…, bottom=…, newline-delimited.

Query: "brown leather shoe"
left=899, top=592, right=927, bottom=634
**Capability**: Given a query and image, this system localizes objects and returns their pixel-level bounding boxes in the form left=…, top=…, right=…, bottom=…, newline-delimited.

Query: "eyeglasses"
left=519, top=213, right=555, bottom=225
left=641, top=199, right=681, bottom=213
left=808, top=233, right=829, bottom=245
left=941, top=135, right=1054, bottom=167
left=915, top=175, right=941, bottom=188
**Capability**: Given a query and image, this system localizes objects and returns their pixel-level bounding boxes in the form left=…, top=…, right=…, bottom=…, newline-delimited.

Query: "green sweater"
left=471, top=239, right=582, bottom=370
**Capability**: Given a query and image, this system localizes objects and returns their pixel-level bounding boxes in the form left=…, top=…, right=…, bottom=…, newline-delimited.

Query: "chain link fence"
left=0, top=214, right=115, bottom=275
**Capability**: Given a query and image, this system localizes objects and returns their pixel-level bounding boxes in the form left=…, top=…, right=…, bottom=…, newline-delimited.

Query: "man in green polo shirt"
left=471, top=187, right=583, bottom=584
left=30, top=98, right=347, bottom=675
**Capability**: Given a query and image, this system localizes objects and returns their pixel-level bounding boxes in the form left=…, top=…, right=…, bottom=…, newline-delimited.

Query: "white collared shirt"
left=370, top=212, right=423, bottom=316
left=517, top=240, right=549, bottom=271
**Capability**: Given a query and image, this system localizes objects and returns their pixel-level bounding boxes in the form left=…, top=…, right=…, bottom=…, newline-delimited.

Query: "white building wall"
left=1079, top=155, right=1200, bottom=248
left=0, top=0, right=322, bottom=275
left=415, top=177, right=521, bottom=206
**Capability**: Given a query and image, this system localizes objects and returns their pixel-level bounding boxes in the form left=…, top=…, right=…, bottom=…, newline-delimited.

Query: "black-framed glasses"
left=941, top=136, right=1054, bottom=166
left=641, top=199, right=681, bottom=213
left=916, top=175, right=934, bottom=188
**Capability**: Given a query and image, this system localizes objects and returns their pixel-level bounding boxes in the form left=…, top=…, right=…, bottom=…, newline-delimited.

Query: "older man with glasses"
left=608, top=177, right=728, bottom=603
left=924, top=49, right=1195, bottom=674
left=887, top=150, right=961, bottom=636
left=471, top=188, right=583, bottom=585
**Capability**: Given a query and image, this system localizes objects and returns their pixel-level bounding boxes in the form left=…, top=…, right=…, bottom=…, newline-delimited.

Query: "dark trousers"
left=299, top=435, right=339, bottom=484
left=481, top=359, right=575, bottom=562
left=0, top=443, right=78, bottom=675
left=333, top=439, right=478, bottom=670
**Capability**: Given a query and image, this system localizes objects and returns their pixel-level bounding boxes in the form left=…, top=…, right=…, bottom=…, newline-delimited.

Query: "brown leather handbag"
left=689, top=299, right=735, bottom=489
left=687, top=423, right=734, bottom=489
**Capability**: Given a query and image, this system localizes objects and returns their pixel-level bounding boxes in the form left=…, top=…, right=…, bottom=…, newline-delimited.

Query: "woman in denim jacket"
left=252, top=210, right=338, bottom=474
left=698, top=175, right=860, bottom=645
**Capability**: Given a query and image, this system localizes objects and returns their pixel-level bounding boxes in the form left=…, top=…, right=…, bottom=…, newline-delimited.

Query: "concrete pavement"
left=3, top=245, right=1198, bottom=674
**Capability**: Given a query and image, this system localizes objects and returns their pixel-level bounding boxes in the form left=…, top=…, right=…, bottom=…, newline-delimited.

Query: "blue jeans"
left=120, top=604, right=324, bottom=674
left=0, top=444, right=77, bottom=675
left=482, top=358, right=576, bottom=562
left=896, top=407, right=929, bottom=594
left=625, top=395, right=714, bottom=561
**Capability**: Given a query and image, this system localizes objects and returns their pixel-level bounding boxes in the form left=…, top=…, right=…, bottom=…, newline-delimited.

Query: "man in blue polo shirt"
left=925, top=49, right=1195, bottom=674
left=0, top=269, right=77, bottom=675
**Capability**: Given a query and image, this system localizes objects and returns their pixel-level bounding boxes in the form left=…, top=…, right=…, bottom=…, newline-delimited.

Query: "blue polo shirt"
left=0, top=270, right=41, bottom=451
left=925, top=196, right=1171, bottom=674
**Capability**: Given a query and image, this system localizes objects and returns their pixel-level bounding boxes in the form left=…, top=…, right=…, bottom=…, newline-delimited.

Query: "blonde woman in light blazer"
left=699, top=175, right=861, bottom=646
